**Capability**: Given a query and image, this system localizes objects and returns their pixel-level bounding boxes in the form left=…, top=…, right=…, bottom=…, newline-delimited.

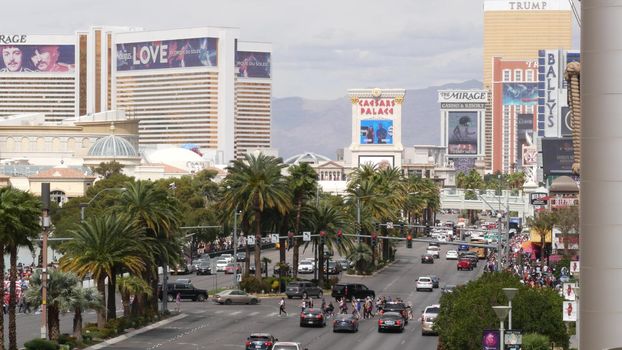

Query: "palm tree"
left=59, top=214, right=146, bottom=326
left=552, top=206, right=579, bottom=258
left=117, top=275, right=152, bottom=318
left=347, top=243, right=373, bottom=275
left=456, top=169, right=484, bottom=223
left=507, top=172, right=526, bottom=190
left=286, top=163, right=317, bottom=278
left=0, top=187, right=40, bottom=349
left=223, top=153, right=291, bottom=279
left=68, top=286, right=103, bottom=342
left=307, top=202, right=349, bottom=286
left=527, top=210, right=556, bottom=262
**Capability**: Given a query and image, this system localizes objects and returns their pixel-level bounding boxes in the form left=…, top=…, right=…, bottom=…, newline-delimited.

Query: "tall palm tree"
left=528, top=210, right=556, bottom=262
left=59, top=214, right=146, bottom=326
left=223, top=153, right=291, bottom=279
left=287, top=163, right=317, bottom=278
left=68, top=286, right=103, bottom=342
left=117, top=275, right=152, bottom=318
left=307, top=202, right=349, bottom=286
left=456, top=169, right=484, bottom=223
left=347, top=243, right=373, bottom=275
left=0, top=187, right=40, bottom=349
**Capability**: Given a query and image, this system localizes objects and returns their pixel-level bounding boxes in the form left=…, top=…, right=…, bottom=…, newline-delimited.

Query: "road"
left=105, top=241, right=482, bottom=350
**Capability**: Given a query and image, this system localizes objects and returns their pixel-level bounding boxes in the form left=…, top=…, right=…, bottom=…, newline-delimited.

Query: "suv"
left=158, top=280, right=208, bottom=302
left=285, top=281, right=323, bottom=299
left=421, top=304, right=440, bottom=335
left=416, top=277, right=433, bottom=292
left=331, top=283, right=375, bottom=301
left=457, top=258, right=473, bottom=271
left=245, top=333, right=277, bottom=350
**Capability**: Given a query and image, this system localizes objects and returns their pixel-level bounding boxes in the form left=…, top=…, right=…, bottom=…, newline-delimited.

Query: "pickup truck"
left=331, top=283, right=375, bottom=301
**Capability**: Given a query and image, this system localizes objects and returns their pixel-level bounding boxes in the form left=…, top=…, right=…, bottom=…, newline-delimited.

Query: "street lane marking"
left=230, top=311, right=242, bottom=316
left=249, top=311, right=260, bottom=316
left=266, top=312, right=277, bottom=317
left=214, top=310, right=224, bottom=314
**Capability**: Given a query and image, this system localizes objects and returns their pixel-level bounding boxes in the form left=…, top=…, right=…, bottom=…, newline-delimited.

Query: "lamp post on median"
left=503, top=288, right=518, bottom=330
left=493, top=305, right=511, bottom=350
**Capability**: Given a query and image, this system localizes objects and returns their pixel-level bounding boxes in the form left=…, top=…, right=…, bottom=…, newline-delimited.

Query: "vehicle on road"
left=460, top=251, right=479, bottom=266
left=430, top=275, right=440, bottom=288
left=421, top=254, right=434, bottom=264
left=445, top=250, right=459, bottom=260
left=191, top=258, right=208, bottom=271
left=236, top=252, right=246, bottom=262
left=469, top=238, right=488, bottom=259
left=457, top=258, right=474, bottom=271
left=157, top=280, right=208, bottom=302
left=426, top=245, right=440, bottom=258
left=381, top=302, right=409, bottom=324
left=335, top=259, right=353, bottom=269
left=421, top=304, right=440, bottom=335
left=172, top=262, right=194, bottom=275
left=224, top=263, right=241, bottom=274
left=332, top=313, right=359, bottom=332
left=213, top=289, right=259, bottom=305
left=220, top=254, right=234, bottom=263
left=195, top=261, right=212, bottom=275
left=245, top=333, right=277, bottom=350
left=299, top=308, right=326, bottom=327
left=378, top=312, right=405, bottom=332
left=285, top=281, right=323, bottom=299
left=324, top=261, right=342, bottom=275
left=272, top=342, right=307, bottom=350
left=416, top=277, right=434, bottom=292
left=331, top=283, right=375, bottom=301
left=297, top=261, right=315, bottom=274
left=458, top=244, right=470, bottom=252
left=216, top=259, right=229, bottom=272
left=249, top=264, right=265, bottom=274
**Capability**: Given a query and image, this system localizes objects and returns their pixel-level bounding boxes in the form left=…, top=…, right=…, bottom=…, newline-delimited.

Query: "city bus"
left=468, top=238, right=488, bottom=259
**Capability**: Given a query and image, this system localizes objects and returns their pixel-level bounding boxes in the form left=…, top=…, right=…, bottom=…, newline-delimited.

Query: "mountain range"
left=272, top=79, right=483, bottom=160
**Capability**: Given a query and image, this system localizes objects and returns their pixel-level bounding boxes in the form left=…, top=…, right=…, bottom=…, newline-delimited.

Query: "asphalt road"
left=105, top=242, right=482, bottom=350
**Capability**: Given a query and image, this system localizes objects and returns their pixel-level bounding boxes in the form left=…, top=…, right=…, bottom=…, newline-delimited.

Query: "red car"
left=457, top=258, right=473, bottom=271
left=224, top=263, right=241, bottom=274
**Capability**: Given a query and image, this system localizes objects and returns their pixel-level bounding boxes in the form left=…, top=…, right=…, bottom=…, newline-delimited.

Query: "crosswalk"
left=186, top=308, right=300, bottom=319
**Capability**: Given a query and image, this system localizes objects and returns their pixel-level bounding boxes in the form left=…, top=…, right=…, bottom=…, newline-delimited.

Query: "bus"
left=469, top=238, right=489, bottom=259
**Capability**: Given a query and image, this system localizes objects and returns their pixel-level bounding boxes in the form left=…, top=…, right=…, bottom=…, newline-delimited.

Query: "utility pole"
left=233, top=208, right=239, bottom=288
left=40, top=183, right=51, bottom=339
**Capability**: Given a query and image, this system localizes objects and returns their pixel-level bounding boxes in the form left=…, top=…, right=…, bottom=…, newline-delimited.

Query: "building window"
left=514, top=70, right=522, bottom=82
left=50, top=190, right=66, bottom=206
left=503, top=69, right=511, bottom=82
left=526, top=69, right=534, bottom=82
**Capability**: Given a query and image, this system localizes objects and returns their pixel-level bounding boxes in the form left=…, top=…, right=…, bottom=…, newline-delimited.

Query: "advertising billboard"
left=360, top=120, right=393, bottom=145
left=358, top=155, right=394, bottom=169
left=503, top=83, right=538, bottom=106
left=541, top=138, right=574, bottom=176
left=358, top=98, right=396, bottom=117
left=235, top=51, right=270, bottom=78
left=482, top=329, right=500, bottom=350
left=516, top=114, right=534, bottom=166
left=451, top=157, right=477, bottom=174
left=116, top=37, right=218, bottom=71
left=543, top=50, right=560, bottom=137
left=448, top=111, right=478, bottom=155
left=560, top=106, right=573, bottom=137
left=563, top=301, right=577, bottom=322
left=0, top=44, right=75, bottom=73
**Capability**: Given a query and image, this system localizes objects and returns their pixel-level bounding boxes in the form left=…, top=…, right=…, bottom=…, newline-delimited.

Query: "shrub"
left=57, top=334, right=77, bottom=348
left=271, top=280, right=280, bottom=291
left=24, top=338, right=58, bottom=350
left=522, top=333, right=550, bottom=350
left=240, top=276, right=267, bottom=293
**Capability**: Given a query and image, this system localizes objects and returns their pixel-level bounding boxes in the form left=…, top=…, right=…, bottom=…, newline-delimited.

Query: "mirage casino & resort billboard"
left=0, top=44, right=75, bottom=73
left=116, top=37, right=218, bottom=71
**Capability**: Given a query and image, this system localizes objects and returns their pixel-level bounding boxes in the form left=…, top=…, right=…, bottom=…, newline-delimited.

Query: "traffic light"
left=287, top=231, right=293, bottom=251
left=406, top=234, right=413, bottom=248
left=336, top=229, right=343, bottom=245
left=319, top=231, right=326, bottom=245
left=371, top=233, right=377, bottom=247
left=425, top=225, right=431, bottom=235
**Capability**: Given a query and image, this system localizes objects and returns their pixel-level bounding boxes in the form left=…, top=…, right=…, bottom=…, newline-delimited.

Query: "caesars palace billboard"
left=116, top=37, right=218, bottom=71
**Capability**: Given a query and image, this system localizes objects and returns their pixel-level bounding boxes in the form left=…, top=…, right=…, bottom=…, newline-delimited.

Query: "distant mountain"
left=272, top=80, right=483, bottom=159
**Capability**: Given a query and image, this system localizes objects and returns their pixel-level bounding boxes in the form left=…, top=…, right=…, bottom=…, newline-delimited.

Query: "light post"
left=497, top=212, right=503, bottom=270
left=503, top=288, right=518, bottom=330
left=493, top=305, right=511, bottom=350
left=233, top=207, right=240, bottom=289
left=40, top=183, right=51, bottom=340
left=79, top=187, right=126, bottom=222
left=356, top=196, right=361, bottom=244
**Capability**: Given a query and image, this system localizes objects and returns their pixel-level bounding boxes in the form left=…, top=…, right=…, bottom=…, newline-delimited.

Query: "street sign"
left=303, top=231, right=311, bottom=242
left=530, top=192, right=548, bottom=206
left=270, top=234, right=279, bottom=244
left=247, top=235, right=255, bottom=246
left=386, top=222, right=394, bottom=229
left=236, top=273, right=242, bottom=282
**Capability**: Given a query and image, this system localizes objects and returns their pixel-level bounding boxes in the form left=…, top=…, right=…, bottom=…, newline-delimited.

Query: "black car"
left=324, top=261, right=342, bottom=275
left=430, top=275, right=440, bottom=288
left=333, top=313, right=359, bottom=332
left=285, top=281, right=323, bottom=299
left=300, top=308, right=326, bottom=327
left=378, top=312, right=405, bottom=332
left=195, top=261, right=212, bottom=275
left=245, top=333, right=277, bottom=350
left=157, top=280, right=208, bottom=302
left=331, top=283, right=375, bottom=301
left=421, top=254, right=434, bottom=264
left=381, top=302, right=409, bottom=324
left=236, top=252, right=247, bottom=262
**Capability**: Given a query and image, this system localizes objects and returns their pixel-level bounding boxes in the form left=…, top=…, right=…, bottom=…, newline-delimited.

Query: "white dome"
left=88, top=135, right=139, bottom=158
left=146, top=148, right=205, bottom=172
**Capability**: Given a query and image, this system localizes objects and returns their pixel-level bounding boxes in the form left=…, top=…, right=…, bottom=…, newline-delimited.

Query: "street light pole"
left=233, top=207, right=239, bottom=288
left=503, top=288, right=518, bottom=330
left=356, top=196, right=361, bottom=244
left=40, top=183, right=51, bottom=340
left=492, top=306, right=511, bottom=350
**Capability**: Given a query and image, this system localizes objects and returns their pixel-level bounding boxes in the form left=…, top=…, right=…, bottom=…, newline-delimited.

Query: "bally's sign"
left=438, top=90, right=488, bottom=103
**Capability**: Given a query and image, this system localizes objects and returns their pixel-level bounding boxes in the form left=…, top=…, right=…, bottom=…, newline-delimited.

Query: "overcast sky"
left=6, top=0, right=580, bottom=99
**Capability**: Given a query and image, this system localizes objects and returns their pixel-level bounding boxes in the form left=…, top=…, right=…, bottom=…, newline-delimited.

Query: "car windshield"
left=199, top=262, right=210, bottom=267
left=273, top=346, right=298, bottom=350
left=419, top=278, right=431, bottom=282
left=217, top=260, right=227, bottom=264
left=335, top=314, right=352, bottom=321
left=382, top=312, right=401, bottom=319
left=250, top=336, right=271, bottom=341
left=425, top=307, right=440, bottom=314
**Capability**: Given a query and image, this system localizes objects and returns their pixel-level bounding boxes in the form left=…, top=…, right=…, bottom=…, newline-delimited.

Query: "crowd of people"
left=278, top=295, right=414, bottom=321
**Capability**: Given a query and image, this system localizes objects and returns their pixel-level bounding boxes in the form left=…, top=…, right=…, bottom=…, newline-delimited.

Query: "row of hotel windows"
left=502, top=69, right=536, bottom=82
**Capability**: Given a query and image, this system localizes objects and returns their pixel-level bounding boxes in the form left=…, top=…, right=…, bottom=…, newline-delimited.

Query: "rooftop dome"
left=550, top=176, right=579, bottom=193
left=87, top=134, right=138, bottom=158
left=284, top=152, right=331, bottom=165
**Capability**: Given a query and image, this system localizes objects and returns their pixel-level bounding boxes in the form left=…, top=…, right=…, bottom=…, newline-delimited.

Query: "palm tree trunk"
left=107, top=271, right=117, bottom=320
left=48, top=305, right=60, bottom=341
left=73, top=308, right=83, bottom=342
left=8, top=245, right=17, bottom=350
left=121, top=291, right=130, bottom=318
left=318, top=242, right=325, bottom=287
left=292, top=199, right=303, bottom=279
left=254, top=209, right=262, bottom=280
left=0, top=245, right=5, bottom=350
left=96, top=275, right=106, bottom=328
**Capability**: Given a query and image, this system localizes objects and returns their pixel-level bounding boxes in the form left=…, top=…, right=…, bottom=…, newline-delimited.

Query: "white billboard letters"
left=544, top=51, right=559, bottom=137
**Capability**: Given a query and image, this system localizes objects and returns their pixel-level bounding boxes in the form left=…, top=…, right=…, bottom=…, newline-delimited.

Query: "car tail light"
left=300, top=312, right=305, bottom=318
left=378, top=320, right=383, bottom=325
left=395, top=320, right=402, bottom=325
left=245, top=341, right=251, bottom=346
left=265, top=341, right=273, bottom=347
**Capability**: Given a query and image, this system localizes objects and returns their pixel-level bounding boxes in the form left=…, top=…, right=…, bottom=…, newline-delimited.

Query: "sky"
left=5, top=0, right=580, bottom=99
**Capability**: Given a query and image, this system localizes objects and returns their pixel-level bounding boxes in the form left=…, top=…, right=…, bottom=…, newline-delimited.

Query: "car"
left=271, top=342, right=307, bottom=350
left=458, top=244, right=470, bottom=252
left=236, top=252, right=247, bottom=262
left=297, top=261, right=315, bottom=274
left=285, top=281, right=323, bottom=299
left=457, top=258, right=474, bottom=271
left=224, top=263, right=241, bottom=274
left=301, top=258, right=316, bottom=267
left=421, top=304, right=441, bottom=335
left=426, top=245, right=440, bottom=258
left=377, top=312, right=405, bottom=332
left=460, top=252, right=479, bottom=266
left=324, top=261, right=342, bottom=275
left=416, top=277, right=433, bottom=292
left=335, top=259, right=353, bottom=269
left=245, top=333, right=277, bottom=350
left=215, top=259, right=229, bottom=272
left=273, top=264, right=293, bottom=276
left=299, top=308, right=326, bottom=327
left=195, top=261, right=212, bottom=275
left=191, top=258, right=208, bottom=271
left=172, top=262, right=194, bottom=275
left=421, top=254, right=434, bottom=264
left=157, top=280, right=208, bottom=302
left=428, top=241, right=440, bottom=247
left=381, top=302, right=409, bottom=324
left=332, top=313, right=359, bottom=332
left=331, top=283, right=375, bottom=301
left=220, top=254, right=233, bottom=263
left=213, top=289, right=259, bottom=305
left=441, top=284, right=457, bottom=294
left=445, top=250, right=459, bottom=260
left=430, top=275, right=440, bottom=289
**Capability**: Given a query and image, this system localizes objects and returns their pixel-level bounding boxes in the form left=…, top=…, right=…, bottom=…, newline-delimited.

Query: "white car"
left=301, top=258, right=316, bottom=267
left=445, top=250, right=459, bottom=260
left=272, top=342, right=306, bottom=350
left=298, top=261, right=315, bottom=274
left=219, top=254, right=233, bottom=263
left=215, top=259, right=229, bottom=272
left=421, top=304, right=441, bottom=335
left=416, top=276, right=434, bottom=292
left=426, top=246, right=440, bottom=258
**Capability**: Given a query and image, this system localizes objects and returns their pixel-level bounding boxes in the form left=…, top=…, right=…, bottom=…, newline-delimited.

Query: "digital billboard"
left=542, top=137, right=574, bottom=177
left=447, top=111, right=478, bottom=155
left=0, top=45, right=75, bottom=73
left=235, top=51, right=270, bottom=78
left=503, top=83, right=538, bottom=106
left=360, top=120, right=393, bottom=144
left=516, top=114, right=534, bottom=166
left=482, top=329, right=500, bottom=350
left=116, top=37, right=218, bottom=71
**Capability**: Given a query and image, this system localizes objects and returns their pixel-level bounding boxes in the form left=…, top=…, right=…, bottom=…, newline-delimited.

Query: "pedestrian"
left=300, top=299, right=307, bottom=313
left=175, top=292, right=181, bottom=312
left=279, top=297, right=287, bottom=316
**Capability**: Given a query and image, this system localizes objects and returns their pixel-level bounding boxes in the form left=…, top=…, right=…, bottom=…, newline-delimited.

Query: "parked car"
left=331, top=283, right=375, bottom=301
left=195, top=261, right=212, bottom=275
left=377, top=312, right=405, bottom=332
left=457, top=258, right=474, bottom=271
left=245, top=333, right=277, bottom=350
left=333, top=313, right=359, bottom=332
left=416, top=277, right=434, bottom=292
left=299, top=308, right=326, bottom=327
left=421, top=254, right=434, bottom=264
left=421, top=304, right=441, bottom=335
left=285, top=281, right=323, bottom=299
left=445, top=250, right=459, bottom=260
left=430, top=275, right=440, bottom=288
left=213, top=289, right=259, bottom=305
left=157, top=280, right=208, bottom=302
